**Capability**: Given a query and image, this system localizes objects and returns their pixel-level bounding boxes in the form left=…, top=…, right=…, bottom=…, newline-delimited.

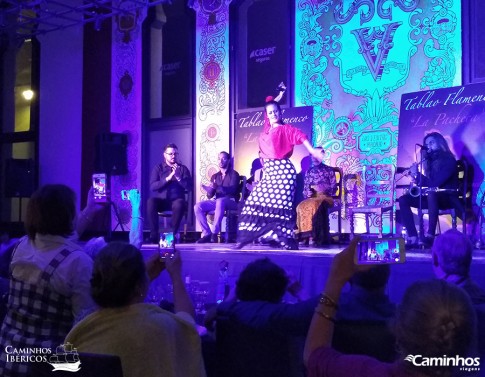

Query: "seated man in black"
left=398, top=132, right=462, bottom=248
left=147, top=143, right=192, bottom=243
left=194, top=151, right=240, bottom=243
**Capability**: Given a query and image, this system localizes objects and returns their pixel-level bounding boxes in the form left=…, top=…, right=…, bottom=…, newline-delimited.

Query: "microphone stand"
left=417, top=149, right=426, bottom=248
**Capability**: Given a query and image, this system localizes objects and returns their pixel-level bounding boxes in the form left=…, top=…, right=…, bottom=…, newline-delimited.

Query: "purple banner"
left=398, top=83, right=485, bottom=197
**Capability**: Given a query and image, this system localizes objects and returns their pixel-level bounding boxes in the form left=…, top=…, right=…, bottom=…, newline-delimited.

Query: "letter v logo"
left=351, top=22, right=402, bottom=81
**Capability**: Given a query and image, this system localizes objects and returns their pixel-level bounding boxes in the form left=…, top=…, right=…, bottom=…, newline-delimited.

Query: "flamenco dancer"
left=235, top=89, right=324, bottom=250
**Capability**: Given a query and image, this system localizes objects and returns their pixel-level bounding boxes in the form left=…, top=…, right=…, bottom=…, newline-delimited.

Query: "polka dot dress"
left=237, top=158, right=297, bottom=249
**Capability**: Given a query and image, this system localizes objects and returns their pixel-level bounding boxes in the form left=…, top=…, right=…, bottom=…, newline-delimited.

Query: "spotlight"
left=22, top=90, right=34, bottom=101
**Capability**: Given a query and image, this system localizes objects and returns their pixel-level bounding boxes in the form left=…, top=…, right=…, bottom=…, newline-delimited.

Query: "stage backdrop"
left=294, top=0, right=462, bottom=234
left=234, top=106, right=314, bottom=178
left=398, top=82, right=485, bottom=234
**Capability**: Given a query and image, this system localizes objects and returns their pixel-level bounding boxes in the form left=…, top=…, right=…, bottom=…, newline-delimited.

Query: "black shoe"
left=233, top=241, right=250, bottom=250
left=196, top=234, right=212, bottom=244
left=211, top=234, right=219, bottom=243
left=282, top=238, right=299, bottom=250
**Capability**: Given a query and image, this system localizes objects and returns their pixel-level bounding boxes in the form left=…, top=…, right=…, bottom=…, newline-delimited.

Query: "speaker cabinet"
left=95, top=133, right=128, bottom=175
left=5, top=158, right=36, bottom=198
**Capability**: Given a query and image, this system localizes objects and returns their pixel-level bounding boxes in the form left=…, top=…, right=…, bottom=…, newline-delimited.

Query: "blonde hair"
left=394, top=279, right=475, bottom=376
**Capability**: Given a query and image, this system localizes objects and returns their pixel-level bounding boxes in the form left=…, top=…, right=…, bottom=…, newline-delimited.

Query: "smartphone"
left=355, top=237, right=405, bottom=265
left=92, top=173, right=108, bottom=203
left=159, top=232, right=175, bottom=259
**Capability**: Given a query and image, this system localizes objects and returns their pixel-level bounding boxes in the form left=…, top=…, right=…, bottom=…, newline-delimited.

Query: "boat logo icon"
left=48, top=343, right=81, bottom=372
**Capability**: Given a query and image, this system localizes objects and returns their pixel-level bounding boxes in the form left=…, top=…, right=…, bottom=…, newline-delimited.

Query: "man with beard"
left=147, top=144, right=192, bottom=244
left=194, top=151, right=240, bottom=243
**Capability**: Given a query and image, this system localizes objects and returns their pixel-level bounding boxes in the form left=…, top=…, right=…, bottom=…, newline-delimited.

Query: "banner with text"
left=398, top=83, right=485, bottom=205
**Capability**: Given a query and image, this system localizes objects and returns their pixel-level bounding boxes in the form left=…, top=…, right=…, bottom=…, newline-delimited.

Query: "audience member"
left=332, top=265, right=397, bottom=362
left=0, top=184, right=96, bottom=377
left=432, top=229, right=485, bottom=362
left=65, top=242, right=206, bottom=377
left=195, top=152, right=240, bottom=243
left=216, top=258, right=318, bottom=377
left=295, top=147, right=336, bottom=246
left=147, top=143, right=193, bottom=244
left=304, top=237, right=477, bottom=377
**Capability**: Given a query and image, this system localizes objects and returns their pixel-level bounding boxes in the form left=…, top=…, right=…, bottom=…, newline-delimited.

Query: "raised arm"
left=273, top=82, right=287, bottom=102
left=303, top=236, right=369, bottom=366
left=76, top=187, right=104, bottom=238
left=165, top=250, right=195, bottom=318
left=302, top=140, right=325, bottom=161
left=128, top=189, right=143, bottom=249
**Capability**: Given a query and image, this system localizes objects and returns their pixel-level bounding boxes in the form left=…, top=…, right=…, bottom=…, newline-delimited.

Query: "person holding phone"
left=303, top=237, right=476, bottom=377
left=65, top=243, right=206, bottom=377
left=147, top=144, right=192, bottom=244
left=0, top=185, right=96, bottom=376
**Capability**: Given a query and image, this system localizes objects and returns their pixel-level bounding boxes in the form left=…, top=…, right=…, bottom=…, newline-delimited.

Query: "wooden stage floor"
left=141, top=241, right=485, bottom=305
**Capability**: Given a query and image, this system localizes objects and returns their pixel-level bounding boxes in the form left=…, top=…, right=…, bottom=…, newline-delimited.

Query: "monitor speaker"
left=95, top=132, right=128, bottom=175
left=5, top=158, right=36, bottom=198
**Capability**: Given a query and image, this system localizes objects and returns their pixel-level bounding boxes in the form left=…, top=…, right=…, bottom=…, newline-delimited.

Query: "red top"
left=259, top=123, right=308, bottom=159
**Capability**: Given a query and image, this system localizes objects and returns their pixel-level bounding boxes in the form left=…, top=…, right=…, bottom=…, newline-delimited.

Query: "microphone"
left=416, top=143, right=428, bottom=152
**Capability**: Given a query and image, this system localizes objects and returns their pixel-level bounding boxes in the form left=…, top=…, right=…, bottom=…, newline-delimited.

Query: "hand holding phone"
left=159, top=232, right=175, bottom=260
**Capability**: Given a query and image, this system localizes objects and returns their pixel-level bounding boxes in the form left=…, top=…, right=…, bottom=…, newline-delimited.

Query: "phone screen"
left=92, top=173, right=108, bottom=203
left=121, top=190, right=129, bottom=200
left=159, top=232, right=175, bottom=259
left=355, top=237, right=405, bottom=265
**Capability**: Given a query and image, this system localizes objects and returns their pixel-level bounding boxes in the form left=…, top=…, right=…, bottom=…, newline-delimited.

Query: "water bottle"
left=216, top=260, right=229, bottom=304
left=401, top=226, right=407, bottom=242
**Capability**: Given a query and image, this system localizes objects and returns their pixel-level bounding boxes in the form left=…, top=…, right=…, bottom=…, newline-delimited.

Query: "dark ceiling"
left=0, top=0, right=169, bottom=40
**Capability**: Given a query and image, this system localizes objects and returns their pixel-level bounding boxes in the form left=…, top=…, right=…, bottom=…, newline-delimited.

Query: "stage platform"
left=141, top=242, right=485, bottom=305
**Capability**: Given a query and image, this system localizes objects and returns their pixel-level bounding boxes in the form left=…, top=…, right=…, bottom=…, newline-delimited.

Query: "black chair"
left=208, top=175, right=247, bottom=243
left=215, top=313, right=305, bottom=377
left=328, top=166, right=343, bottom=242
left=158, top=190, right=191, bottom=233
left=420, top=159, right=469, bottom=235
left=332, top=320, right=397, bottom=362
left=347, top=164, right=396, bottom=238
